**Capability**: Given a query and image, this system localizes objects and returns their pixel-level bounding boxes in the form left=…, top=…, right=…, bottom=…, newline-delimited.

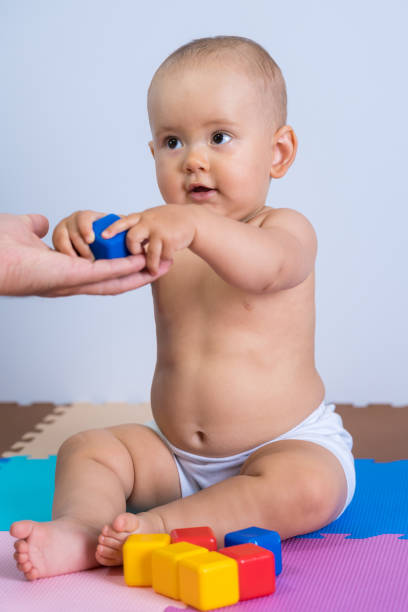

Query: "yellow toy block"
left=123, top=533, right=170, bottom=586
left=179, top=551, right=239, bottom=611
left=152, top=542, right=208, bottom=600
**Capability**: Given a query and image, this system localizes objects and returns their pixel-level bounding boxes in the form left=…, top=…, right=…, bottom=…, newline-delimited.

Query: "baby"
left=11, top=35, right=355, bottom=580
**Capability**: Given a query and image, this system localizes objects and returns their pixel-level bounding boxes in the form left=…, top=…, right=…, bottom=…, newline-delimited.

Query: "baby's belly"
left=150, top=355, right=325, bottom=457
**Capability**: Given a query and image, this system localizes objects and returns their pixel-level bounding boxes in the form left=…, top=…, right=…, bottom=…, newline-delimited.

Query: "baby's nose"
left=183, top=146, right=210, bottom=173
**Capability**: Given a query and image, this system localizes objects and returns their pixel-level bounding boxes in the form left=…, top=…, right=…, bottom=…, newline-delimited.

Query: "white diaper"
left=145, top=401, right=355, bottom=520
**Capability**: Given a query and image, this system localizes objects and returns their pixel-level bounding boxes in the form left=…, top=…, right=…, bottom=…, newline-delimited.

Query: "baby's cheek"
left=227, top=172, right=254, bottom=202
left=157, top=170, right=183, bottom=204
left=232, top=164, right=268, bottom=204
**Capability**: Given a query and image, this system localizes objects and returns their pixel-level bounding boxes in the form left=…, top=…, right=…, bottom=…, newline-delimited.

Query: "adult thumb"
left=20, top=214, right=49, bottom=239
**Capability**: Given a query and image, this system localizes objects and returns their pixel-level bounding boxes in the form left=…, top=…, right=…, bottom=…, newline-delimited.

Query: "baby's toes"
left=17, top=560, right=33, bottom=573
left=14, top=550, right=32, bottom=573
left=98, top=534, right=122, bottom=549
left=14, top=551, right=28, bottom=563
left=95, top=544, right=121, bottom=566
left=112, top=512, right=140, bottom=534
left=101, top=524, right=124, bottom=540
left=96, top=543, right=117, bottom=558
left=14, top=539, right=29, bottom=554
left=25, top=567, right=39, bottom=581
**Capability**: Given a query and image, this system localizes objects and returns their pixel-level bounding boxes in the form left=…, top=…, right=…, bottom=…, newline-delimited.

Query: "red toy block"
left=170, top=527, right=217, bottom=551
left=218, top=543, right=275, bottom=601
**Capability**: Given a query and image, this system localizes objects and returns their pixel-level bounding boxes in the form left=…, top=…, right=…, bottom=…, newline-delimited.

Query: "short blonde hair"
left=148, top=35, right=287, bottom=130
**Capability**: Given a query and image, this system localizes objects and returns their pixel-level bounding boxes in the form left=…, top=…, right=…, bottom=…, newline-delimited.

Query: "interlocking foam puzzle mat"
left=1, top=402, right=408, bottom=610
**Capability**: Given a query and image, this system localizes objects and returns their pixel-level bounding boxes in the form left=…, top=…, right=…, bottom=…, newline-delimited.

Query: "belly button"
left=196, top=431, right=205, bottom=443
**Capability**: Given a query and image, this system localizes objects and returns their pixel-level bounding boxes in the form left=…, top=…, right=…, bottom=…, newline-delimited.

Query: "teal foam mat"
left=0, top=456, right=56, bottom=529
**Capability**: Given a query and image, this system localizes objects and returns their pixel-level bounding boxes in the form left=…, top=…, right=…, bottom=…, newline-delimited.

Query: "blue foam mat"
left=1, top=457, right=408, bottom=537
left=304, top=459, right=408, bottom=539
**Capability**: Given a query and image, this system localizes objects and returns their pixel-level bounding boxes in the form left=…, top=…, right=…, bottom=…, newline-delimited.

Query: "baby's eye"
left=212, top=132, right=232, bottom=145
left=165, top=137, right=182, bottom=150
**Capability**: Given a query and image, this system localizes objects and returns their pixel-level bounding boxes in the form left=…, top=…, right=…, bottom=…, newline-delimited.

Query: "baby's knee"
left=57, top=428, right=115, bottom=460
left=285, top=464, right=347, bottom=531
left=56, top=428, right=134, bottom=495
left=255, top=466, right=345, bottom=536
left=299, top=473, right=340, bottom=522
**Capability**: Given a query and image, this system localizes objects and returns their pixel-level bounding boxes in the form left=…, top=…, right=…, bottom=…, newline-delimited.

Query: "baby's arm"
left=94, top=204, right=316, bottom=289
left=190, top=206, right=317, bottom=293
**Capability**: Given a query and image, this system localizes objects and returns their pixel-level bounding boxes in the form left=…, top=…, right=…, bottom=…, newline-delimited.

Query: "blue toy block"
left=90, top=213, right=130, bottom=260
left=224, top=527, right=282, bottom=575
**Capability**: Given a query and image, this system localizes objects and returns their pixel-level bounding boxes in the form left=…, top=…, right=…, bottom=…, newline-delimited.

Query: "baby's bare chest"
left=152, top=250, right=313, bottom=350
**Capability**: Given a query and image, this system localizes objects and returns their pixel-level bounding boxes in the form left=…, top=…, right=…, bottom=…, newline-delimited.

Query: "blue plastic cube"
left=224, top=527, right=282, bottom=575
left=90, top=214, right=130, bottom=260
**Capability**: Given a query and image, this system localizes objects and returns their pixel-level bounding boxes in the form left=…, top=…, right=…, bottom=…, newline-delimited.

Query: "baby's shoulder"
left=259, top=206, right=317, bottom=252
left=260, top=206, right=315, bottom=231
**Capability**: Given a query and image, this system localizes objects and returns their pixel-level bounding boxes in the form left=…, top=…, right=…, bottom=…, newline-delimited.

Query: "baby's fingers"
left=101, top=213, right=141, bottom=239
left=76, top=210, right=107, bottom=244
left=52, top=222, right=78, bottom=257
left=69, top=230, right=95, bottom=260
left=125, top=223, right=150, bottom=255
left=69, top=210, right=106, bottom=260
left=145, top=235, right=163, bottom=275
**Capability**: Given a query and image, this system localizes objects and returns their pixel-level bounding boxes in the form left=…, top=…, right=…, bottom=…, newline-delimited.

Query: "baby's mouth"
left=190, top=186, right=215, bottom=193
left=188, top=185, right=218, bottom=201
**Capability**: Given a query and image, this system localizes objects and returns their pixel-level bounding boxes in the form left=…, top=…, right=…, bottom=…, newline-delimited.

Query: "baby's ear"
left=270, top=125, right=298, bottom=179
left=148, top=141, right=155, bottom=158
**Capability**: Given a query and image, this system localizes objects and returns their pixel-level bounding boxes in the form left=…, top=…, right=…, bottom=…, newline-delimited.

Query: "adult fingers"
left=47, top=252, right=148, bottom=289
left=20, top=214, right=49, bottom=239
left=47, top=257, right=173, bottom=296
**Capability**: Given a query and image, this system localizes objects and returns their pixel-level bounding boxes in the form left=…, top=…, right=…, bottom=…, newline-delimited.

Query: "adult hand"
left=0, top=213, right=172, bottom=297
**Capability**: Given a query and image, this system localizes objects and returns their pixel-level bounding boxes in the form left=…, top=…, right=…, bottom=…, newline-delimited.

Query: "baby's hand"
left=101, top=204, right=197, bottom=275
left=53, top=210, right=108, bottom=260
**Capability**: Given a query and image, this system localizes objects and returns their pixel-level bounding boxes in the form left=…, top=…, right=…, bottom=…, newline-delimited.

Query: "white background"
left=0, top=0, right=407, bottom=404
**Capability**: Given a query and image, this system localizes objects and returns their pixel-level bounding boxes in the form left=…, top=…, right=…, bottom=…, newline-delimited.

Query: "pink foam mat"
left=1, top=532, right=408, bottom=611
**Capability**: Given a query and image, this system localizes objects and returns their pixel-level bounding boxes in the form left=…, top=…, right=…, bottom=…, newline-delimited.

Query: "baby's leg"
left=108, top=439, right=347, bottom=546
left=10, top=425, right=181, bottom=580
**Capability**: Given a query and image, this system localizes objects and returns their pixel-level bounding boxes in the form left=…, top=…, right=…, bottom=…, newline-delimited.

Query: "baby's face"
left=148, top=62, right=278, bottom=221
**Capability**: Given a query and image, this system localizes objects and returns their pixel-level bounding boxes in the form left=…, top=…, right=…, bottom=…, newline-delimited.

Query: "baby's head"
left=147, top=36, right=297, bottom=221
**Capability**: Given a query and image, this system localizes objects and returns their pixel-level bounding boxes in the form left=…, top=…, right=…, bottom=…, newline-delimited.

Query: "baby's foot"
left=96, top=511, right=165, bottom=566
left=10, top=518, right=100, bottom=581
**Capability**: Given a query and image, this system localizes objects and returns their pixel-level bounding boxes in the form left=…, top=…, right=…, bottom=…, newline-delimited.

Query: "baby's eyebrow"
left=156, top=119, right=239, bottom=136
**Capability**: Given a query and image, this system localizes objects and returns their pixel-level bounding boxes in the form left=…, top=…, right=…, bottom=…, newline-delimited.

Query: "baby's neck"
left=239, top=205, right=267, bottom=223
